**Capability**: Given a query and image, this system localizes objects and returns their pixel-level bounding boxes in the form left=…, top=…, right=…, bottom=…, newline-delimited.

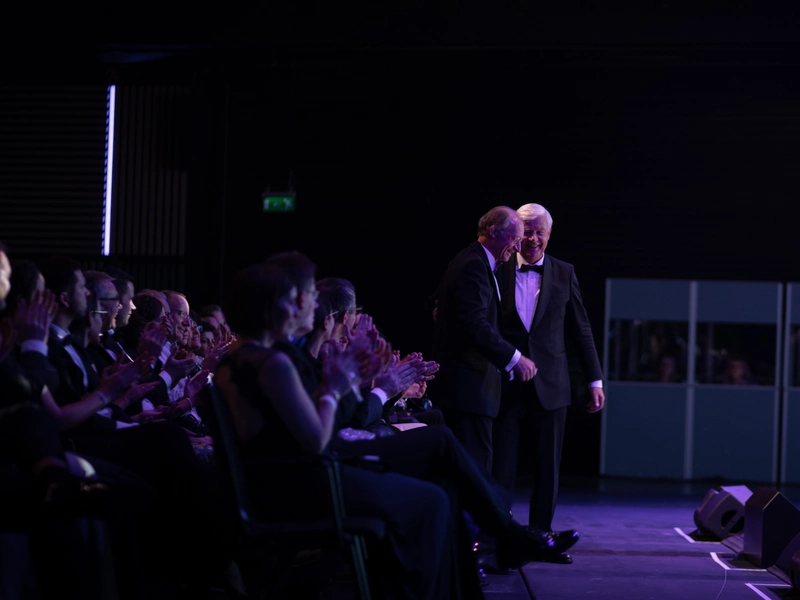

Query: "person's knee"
left=418, top=484, right=451, bottom=532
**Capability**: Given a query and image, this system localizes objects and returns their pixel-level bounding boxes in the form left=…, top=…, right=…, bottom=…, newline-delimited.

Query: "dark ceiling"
left=6, top=1, right=800, bottom=81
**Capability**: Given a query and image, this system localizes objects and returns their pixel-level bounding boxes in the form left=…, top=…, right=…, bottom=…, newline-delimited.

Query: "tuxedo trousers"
left=492, top=380, right=567, bottom=531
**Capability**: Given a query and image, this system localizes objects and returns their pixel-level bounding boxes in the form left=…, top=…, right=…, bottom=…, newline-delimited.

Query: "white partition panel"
left=602, top=278, right=782, bottom=483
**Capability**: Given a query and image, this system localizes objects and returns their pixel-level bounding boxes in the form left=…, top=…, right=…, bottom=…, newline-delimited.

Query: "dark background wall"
left=3, top=2, right=800, bottom=476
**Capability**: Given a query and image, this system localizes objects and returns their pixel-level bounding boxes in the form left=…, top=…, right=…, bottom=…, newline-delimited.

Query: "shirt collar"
left=480, top=243, right=498, bottom=273
left=517, top=254, right=546, bottom=269
left=50, top=323, right=70, bottom=341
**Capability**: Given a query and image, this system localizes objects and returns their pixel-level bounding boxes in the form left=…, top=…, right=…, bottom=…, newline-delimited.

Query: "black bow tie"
left=60, top=335, right=73, bottom=348
left=519, top=263, right=544, bottom=274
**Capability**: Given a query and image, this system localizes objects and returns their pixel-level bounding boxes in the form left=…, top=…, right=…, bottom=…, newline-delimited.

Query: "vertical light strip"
left=102, top=85, right=116, bottom=256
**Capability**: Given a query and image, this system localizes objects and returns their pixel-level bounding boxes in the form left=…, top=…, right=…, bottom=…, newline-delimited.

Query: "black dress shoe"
left=496, top=527, right=580, bottom=569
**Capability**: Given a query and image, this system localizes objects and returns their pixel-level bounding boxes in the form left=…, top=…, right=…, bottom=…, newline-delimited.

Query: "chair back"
left=200, top=384, right=260, bottom=532
left=201, top=382, right=347, bottom=540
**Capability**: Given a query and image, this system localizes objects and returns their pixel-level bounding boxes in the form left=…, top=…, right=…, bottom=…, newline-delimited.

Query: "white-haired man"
left=493, top=203, right=604, bottom=566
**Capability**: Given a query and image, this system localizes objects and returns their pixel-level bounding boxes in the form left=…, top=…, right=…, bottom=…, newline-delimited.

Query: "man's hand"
left=373, top=358, right=429, bottom=398
left=587, top=387, right=605, bottom=413
left=15, top=289, right=58, bottom=344
left=113, top=380, right=162, bottom=411
left=163, top=346, right=197, bottom=382
left=417, top=360, right=440, bottom=381
left=201, top=341, right=229, bottom=373
left=401, top=380, right=427, bottom=399
left=512, top=355, right=538, bottom=382
left=138, top=321, right=168, bottom=361
left=98, top=357, right=144, bottom=399
left=184, top=369, right=211, bottom=399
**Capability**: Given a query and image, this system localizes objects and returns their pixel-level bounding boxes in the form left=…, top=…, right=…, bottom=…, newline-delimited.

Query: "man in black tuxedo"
left=493, top=203, right=604, bottom=563
left=433, top=206, right=538, bottom=472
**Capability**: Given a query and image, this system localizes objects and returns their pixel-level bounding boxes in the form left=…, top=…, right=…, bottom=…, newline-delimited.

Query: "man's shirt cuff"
left=506, top=350, right=521, bottom=372
left=159, top=371, right=173, bottom=389
left=370, top=387, right=389, bottom=405
left=21, top=340, right=48, bottom=355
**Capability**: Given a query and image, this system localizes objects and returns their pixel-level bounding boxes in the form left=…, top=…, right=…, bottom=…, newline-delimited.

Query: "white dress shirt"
left=515, top=254, right=544, bottom=333
left=514, top=254, right=602, bottom=389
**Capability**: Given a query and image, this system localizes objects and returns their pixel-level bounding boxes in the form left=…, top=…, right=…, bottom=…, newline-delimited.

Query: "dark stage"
left=309, top=476, right=800, bottom=600
left=483, top=477, right=800, bottom=600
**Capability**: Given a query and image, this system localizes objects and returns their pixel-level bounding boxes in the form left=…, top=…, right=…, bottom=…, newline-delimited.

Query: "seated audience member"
left=102, top=266, right=136, bottom=332
left=200, top=303, right=230, bottom=337
left=70, top=287, right=114, bottom=376
left=1, top=247, right=234, bottom=594
left=316, top=277, right=359, bottom=348
left=259, top=253, right=580, bottom=585
left=266, top=255, right=435, bottom=435
left=117, top=292, right=165, bottom=357
left=216, top=263, right=459, bottom=599
left=2, top=259, right=46, bottom=318
left=197, top=321, right=217, bottom=357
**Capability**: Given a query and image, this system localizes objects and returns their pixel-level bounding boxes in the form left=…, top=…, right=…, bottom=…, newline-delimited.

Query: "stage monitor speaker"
left=742, top=487, right=800, bottom=569
left=693, top=485, right=752, bottom=540
left=767, top=530, right=800, bottom=588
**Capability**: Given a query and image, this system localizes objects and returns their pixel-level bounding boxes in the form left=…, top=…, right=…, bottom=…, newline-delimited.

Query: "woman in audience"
left=215, top=262, right=462, bottom=599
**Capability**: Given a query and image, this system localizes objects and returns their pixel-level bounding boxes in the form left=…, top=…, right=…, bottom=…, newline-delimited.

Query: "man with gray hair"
left=433, top=206, right=537, bottom=472
left=493, top=202, right=604, bottom=565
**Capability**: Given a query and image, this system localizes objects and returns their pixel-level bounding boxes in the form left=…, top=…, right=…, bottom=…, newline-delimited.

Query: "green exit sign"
left=263, top=194, right=296, bottom=212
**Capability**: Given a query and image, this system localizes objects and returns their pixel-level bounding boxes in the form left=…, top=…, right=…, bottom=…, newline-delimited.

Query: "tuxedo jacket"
left=46, top=333, right=100, bottom=407
left=432, top=240, right=519, bottom=418
left=496, top=255, right=602, bottom=411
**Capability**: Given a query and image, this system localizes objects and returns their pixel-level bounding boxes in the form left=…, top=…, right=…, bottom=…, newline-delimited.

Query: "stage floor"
left=484, top=477, right=800, bottom=600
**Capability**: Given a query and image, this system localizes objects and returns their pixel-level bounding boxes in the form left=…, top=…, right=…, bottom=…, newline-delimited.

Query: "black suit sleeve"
left=565, top=268, right=603, bottom=382
left=452, top=256, right=517, bottom=370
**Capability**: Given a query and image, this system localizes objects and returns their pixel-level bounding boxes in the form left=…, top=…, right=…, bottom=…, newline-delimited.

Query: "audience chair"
left=201, top=384, right=387, bottom=600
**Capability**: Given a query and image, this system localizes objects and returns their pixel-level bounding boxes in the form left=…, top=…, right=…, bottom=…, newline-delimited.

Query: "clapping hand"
left=138, top=321, right=168, bottom=362
left=163, top=346, right=197, bottom=381
left=15, top=289, right=58, bottom=344
left=99, top=354, right=147, bottom=398
left=185, top=369, right=211, bottom=399
left=201, top=338, right=230, bottom=373
left=373, top=354, right=431, bottom=398
left=114, top=380, right=161, bottom=412
left=399, top=351, right=439, bottom=382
